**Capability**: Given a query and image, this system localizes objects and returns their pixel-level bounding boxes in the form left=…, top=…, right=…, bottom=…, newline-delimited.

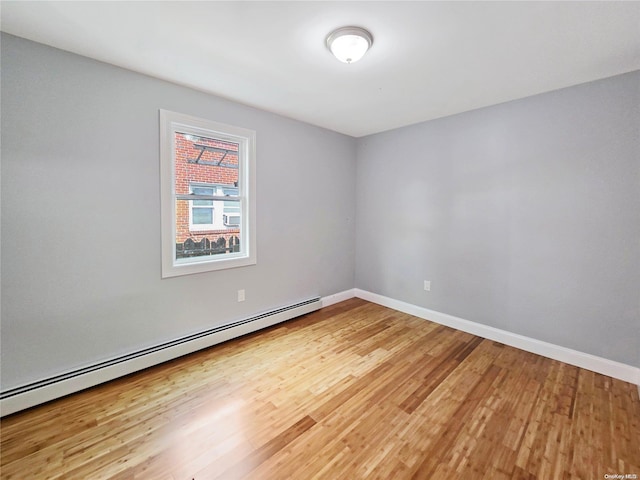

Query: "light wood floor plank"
left=2, top=298, right=639, bottom=479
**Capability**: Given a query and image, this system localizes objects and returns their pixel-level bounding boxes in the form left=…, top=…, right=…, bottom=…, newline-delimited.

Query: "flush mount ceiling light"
left=326, top=26, right=373, bottom=64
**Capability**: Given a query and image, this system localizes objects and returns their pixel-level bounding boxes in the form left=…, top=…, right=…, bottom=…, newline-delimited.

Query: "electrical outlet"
left=424, top=280, right=431, bottom=291
left=237, top=289, right=245, bottom=302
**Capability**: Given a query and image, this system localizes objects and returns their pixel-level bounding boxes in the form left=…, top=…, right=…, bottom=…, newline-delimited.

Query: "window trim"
left=160, top=110, right=256, bottom=278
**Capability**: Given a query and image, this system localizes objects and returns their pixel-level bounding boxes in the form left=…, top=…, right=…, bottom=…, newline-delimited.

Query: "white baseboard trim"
left=355, top=289, right=640, bottom=386
left=321, top=289, right=356, bottom=307
left=1, top=298, right=322, bottom=417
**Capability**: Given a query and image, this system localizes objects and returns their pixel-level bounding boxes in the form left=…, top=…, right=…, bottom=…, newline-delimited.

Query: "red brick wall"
left=175, top=132, right=240, bottom=244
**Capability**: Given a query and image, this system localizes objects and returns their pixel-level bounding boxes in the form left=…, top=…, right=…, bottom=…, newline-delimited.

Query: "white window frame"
left=160, top=110, right=256, bottom=278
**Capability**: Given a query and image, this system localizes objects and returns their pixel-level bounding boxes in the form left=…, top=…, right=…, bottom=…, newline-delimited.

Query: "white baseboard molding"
left=1, top=298, right=322, bottom=417
left=4, top=291, right=636, bottom=417
left=355, top=289, right=640, bottom=386
left=321, top=289, right=356, bottom=307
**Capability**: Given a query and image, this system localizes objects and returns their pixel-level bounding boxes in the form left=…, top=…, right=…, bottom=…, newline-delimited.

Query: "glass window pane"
left=175, top=131, right=240, bottom=188
left=192, top=208, right=213, bottom=224
left=223, top=197, right=240, bottom=214
left=192, top=186, right=214, bottom=206
left=222, top=187, right=239, bottom=197
left=192, top=186, right=214, bottom=195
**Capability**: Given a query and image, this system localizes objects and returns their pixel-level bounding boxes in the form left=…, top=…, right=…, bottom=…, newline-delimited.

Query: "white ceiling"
left=2, top=1, right=640, bottom=137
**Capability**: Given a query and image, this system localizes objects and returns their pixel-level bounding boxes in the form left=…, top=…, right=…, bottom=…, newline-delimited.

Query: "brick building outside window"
left=174, top=132, right=240, bottom=256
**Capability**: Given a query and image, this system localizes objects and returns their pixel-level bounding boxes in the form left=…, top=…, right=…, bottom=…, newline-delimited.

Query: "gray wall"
left=356, top=71, right=640, bottom=367
left=1, top=34, right=356, bottom=391
left=2, top=33, right=638, bottom=394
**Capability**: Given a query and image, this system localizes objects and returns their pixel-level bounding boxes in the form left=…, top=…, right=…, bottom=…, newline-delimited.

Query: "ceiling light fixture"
left=326, top=26, right=373, bottom=64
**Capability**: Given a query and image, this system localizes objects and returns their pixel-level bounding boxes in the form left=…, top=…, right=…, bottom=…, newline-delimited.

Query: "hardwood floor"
left=1, top=298, right=639, bottom=479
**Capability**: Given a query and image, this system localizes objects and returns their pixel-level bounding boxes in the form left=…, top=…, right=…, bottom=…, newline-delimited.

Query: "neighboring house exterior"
left=174, top=132, right=240, bottom=256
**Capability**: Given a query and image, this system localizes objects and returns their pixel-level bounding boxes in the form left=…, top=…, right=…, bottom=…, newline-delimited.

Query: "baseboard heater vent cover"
left=1, top=297, right=321, bottom=416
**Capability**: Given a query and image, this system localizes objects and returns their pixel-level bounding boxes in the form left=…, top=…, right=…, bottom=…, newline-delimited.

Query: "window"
left=160, top=110, right=256, bottom=277
left=189, top=184, right=215, bottom=231
left=188, top=183, right=240, bottom=231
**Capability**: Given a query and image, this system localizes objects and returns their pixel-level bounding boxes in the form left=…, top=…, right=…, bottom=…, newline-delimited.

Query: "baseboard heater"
left=0, top=297, right=321, bottom=417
